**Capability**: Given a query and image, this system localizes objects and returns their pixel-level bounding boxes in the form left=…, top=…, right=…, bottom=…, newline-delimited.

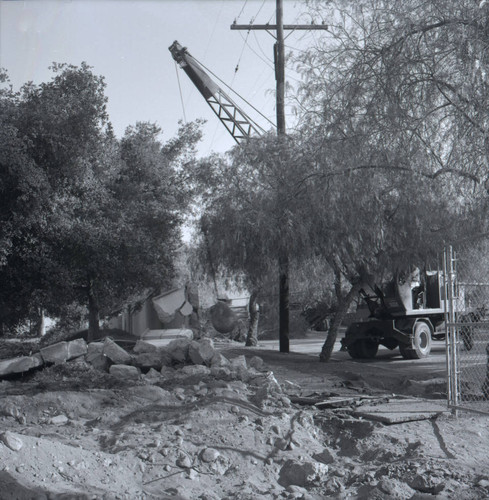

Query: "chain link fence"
left=445, top=236, right=489, bottom=414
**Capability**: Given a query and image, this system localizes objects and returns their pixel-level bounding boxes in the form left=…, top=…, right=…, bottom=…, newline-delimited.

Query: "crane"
left=169, top=40, right=266, bottom=144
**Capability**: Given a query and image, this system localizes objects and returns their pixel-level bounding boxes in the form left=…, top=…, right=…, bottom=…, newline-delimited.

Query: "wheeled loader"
left=341, top=269, right=463, bottom=360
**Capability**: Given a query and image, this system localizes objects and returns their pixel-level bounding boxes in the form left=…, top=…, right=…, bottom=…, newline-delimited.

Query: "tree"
left=0, top=64, right=202, bottom=339
left=293, top=0, right=489, bottom=360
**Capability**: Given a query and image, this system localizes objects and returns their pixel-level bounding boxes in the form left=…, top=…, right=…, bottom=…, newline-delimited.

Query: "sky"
left=1, top=0, right=316, bottom=156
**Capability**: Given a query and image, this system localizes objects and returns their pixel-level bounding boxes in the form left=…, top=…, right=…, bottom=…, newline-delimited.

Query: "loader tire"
left=347, top=339, right=379, bottom=359
left=399, top=322, right=432, bottom=359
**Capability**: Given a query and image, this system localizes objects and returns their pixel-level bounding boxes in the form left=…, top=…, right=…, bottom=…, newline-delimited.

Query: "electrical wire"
left=238, top=31, right=275, bottom=69
left=203, top=0, right=225, bottom=60
left=235, top=0, right=249, bottom=22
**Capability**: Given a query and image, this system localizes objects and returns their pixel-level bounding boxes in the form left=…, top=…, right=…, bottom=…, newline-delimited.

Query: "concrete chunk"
left=0, top=431, right=23, bottom=451
left=211, top=352, right=230, bottom=368
left=133, top=340, right=158, bottom=354
left=85, top=342, right=109, bottom=371
left=166, top=337, right=191, bottom=364
left=0, top=354, right=44, bottom=377
left=188, top=339, right=215, bottom=366
left=180, top=365, right=211, bottom=377
left=134, top=351, right=165, bottom=370
left=40, top=342, right=69, bottom=364
left=40, top=339, right=87, bottom=364
left=109, top=364, right=140, bottom=380
left=278, top=460, right=328, bottom=487
left=67, top=338, right=88, bottom=359
left=103, top=338, right=132, bottom=364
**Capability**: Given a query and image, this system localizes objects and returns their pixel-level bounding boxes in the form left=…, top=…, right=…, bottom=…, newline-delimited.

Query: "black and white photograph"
left=2, top=0, right=489, bottom=498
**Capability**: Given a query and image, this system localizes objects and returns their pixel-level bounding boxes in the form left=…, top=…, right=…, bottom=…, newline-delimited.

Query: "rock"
left=187, top=283, right=200, bottom=309
left=286, top=485, right=308, bottom=499
left=134, top=351, right=164, bottom=370
left=230, top=355, right=247, bottom=370
left=40, top=339, right=87, bottom=364
left=180, top=301, right=194, bottom=317
left=103, top=338, right=132, bottom=364
left=0, top=402, right=21, bottom=419
left=85, top=342, right=109, bottom=371
left=248, top=356, right=265, bottom=371
left=201, top=448, right=220, bottom=463
left=145, top=368, right=161, bottom=380
left=278, top=460, right=328, bottom=488
left=408, top=474, right=444, bottom=494
left=50, top=414, right=69, bottom=425
left=378, top=478, right=416, bottom=498
left=109, top=364, right=140, bottom=380
left=0, top=431, right=23, bottom=451
left=210, top=366, right=232, bottom=380
left=176, top=454, right=192, bottom=468
left=67, top=338, right=88, bottom=359
left=166, top=338, right=191, bottom=364
left=251, top=372, right=283, bottom=406
left=0, top=353, right=44, bottom=377
left=188, top=339, right=215, bottom=366
left=210, top=352, right=230, bottom=368
left=478, top=479, right=489, bottom=488
left=180, top=365, right=211, bottom=377
left=160, top=366, right=176, bottom=378
left=313, top=448, right=335, bottom=465
left=133, top=340, right=158, bottom=354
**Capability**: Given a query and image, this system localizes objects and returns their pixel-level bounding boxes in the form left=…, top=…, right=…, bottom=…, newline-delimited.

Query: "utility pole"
left=231, top=0, right=328, bottom=353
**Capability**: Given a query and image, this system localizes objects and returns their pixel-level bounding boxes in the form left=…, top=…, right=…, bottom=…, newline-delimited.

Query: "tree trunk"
left=245, top=290, right=260, bottom=347
left=87, top=283, right=100, bottom=343
left=279, top=252, right=289, bottom=353
left=37, top=308, right=45, bottom=337
left=320, top=281, right=362, bottom=362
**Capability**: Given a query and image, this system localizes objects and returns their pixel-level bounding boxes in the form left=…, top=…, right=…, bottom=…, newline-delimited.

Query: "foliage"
left=0, top=64, right=202, bottom=338
left=289, top=0, right=489, bottom=359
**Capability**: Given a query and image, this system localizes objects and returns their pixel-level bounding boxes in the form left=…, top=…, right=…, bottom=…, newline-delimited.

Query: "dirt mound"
left=1, top=340, right=489, bottom=498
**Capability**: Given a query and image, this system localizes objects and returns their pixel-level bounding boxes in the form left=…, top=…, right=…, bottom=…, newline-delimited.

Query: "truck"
left=341, top=268, right=463, bottom=359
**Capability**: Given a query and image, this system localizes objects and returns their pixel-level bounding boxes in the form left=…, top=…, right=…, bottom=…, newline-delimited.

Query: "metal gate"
left=444, top=238, right=489, bottom=414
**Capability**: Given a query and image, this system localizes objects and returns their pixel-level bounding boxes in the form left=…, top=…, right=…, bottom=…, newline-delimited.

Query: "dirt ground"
left=1, top=333, right=489, bottom=499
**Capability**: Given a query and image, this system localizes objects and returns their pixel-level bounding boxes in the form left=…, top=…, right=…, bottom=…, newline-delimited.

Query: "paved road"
left=242, top=333, right=449, bottom=394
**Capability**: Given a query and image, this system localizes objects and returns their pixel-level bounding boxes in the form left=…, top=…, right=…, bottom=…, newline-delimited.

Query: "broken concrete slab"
left=0, top=353, right=44, bottom=377
left=134, top=351, right=164, bottom=370
left=278, top=459, right=329, bottom=487
left=210, top=352, right=230, bottom=368
left=152, top=288, right=186, bottom=323
left=166, top=337, right=191, bottom=364
left=103, top=338, right=132, bottom=365
left=141, top=329, right=194, bottom=347
left=40, top=339, right=87, bottom=364
left=109, top=364, right=140, bottom=380
left=353, top=398, right=449, bottom=424
left=188, top=339, right=215, bottom=366
left=180, top=365, right=211, bottom=377
left=85, top=342, right=109, bottom=371
left=133, top=340, right=158, bottom=354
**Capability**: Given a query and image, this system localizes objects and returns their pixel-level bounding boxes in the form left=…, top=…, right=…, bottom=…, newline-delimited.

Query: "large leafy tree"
left=0, top=64, right=202, bottom=339
left=293, top=0, right=489, bottom=359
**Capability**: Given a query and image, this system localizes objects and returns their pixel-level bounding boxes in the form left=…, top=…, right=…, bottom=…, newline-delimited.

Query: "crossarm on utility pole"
left=231, top=23, right=328, bottom=30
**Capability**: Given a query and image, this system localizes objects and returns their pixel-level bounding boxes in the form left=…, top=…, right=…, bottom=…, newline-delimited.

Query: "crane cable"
left=174, top=60, right=187, bottom=123
left=193, top=55, right=276, bottom=129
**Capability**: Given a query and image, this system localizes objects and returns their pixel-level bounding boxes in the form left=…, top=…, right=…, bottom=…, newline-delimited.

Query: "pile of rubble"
left=0, top=335, right=278, bottom=392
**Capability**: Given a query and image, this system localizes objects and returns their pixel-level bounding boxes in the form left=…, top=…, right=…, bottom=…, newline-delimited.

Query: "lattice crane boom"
left=169, top=40, right=264, bottom=144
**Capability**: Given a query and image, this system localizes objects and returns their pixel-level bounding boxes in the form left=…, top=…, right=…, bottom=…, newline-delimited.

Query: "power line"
left=235, top=0, right=249, bottom=22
